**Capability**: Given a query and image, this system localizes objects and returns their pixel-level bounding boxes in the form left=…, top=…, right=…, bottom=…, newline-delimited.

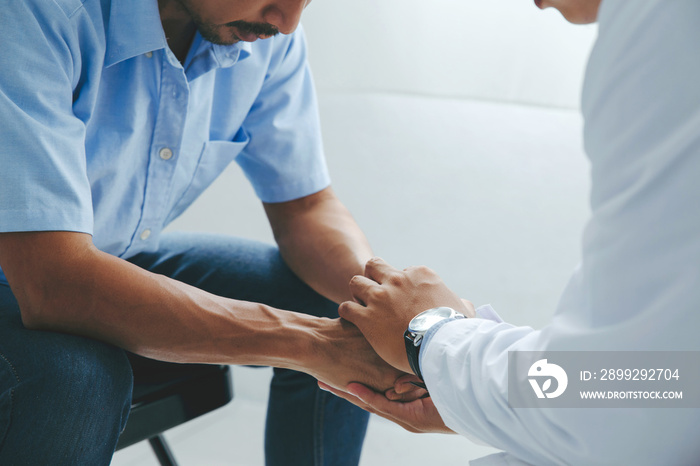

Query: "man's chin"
left=197, top=24, right=240, bottom=46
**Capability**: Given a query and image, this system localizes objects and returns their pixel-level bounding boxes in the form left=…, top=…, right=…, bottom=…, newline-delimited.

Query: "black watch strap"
left=404, top=331, right=424, bottom=381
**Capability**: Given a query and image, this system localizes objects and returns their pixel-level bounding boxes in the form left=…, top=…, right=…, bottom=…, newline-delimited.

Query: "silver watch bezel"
left=407, top=306, right=464, bottom=346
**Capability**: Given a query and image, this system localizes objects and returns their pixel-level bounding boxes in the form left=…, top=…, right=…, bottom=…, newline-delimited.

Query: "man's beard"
left=196, top=18, right=280, bottom=45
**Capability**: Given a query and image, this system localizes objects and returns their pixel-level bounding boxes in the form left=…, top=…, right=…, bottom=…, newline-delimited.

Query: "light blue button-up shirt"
left=0, top=0, right=330, bottom=284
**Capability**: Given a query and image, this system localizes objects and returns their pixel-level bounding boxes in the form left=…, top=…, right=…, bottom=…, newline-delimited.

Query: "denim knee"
left=37, top=337, right=134, bottom=430
left=0, top=335, right=133, bottom=464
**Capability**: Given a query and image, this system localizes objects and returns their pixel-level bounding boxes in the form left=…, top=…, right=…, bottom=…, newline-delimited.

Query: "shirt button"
left=145, top=51, right=153, bottom=58
left=159, top=147, right=173, bottom=160
left=140, top=229, right=152, bottom=241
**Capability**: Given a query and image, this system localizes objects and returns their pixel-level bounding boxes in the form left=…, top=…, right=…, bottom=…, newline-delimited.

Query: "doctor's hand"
left=339, top=257, right=475, bottom=373
left=318, top=376, right=454, bottom=434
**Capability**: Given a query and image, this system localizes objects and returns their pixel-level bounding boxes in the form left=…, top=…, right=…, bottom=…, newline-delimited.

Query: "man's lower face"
left=194, top=16, right=279, bottom=44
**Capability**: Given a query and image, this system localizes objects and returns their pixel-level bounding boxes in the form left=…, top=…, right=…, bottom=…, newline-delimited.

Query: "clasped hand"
left=339, top=257, right=474, bottom=373
left=319, top=257, right=474, bottom=434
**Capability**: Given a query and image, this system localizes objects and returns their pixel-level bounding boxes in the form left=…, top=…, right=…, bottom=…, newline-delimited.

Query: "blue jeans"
left=0, top=232, right=369, bottom=465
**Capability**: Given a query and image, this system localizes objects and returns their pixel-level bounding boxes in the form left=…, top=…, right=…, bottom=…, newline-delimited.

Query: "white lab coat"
left=421, top=1, right=700, bottom=464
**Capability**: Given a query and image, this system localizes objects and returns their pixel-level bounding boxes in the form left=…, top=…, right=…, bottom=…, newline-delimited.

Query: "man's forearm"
left=1, top=231, right=402, bottom=391
left=265, top=187, right=373, bottom=304
left=15, top=241, right=316, bottom=368
left=274, top=209, right=372, bottom=304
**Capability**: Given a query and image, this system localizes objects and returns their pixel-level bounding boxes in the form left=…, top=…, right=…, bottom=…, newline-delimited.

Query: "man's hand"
left=318, top=377, right=454, bottom=434
left=306, top=318, right=424, bottom=399
left=338, top=257, right=475, bottom=373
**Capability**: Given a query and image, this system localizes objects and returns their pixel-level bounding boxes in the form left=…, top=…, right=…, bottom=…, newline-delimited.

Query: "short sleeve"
left=234, top=26, right=331, bottom=203
left=0, top=1, right=93, bottom=234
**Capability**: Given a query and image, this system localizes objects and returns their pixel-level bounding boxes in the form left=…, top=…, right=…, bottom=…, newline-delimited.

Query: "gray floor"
left=111, top=90, right=590, bottom=465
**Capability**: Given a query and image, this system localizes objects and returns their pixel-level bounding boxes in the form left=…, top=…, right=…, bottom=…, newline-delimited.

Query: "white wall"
left=302, top=0, right=598, bottom=109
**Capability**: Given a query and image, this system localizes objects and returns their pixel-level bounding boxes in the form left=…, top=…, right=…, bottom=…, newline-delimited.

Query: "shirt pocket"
left=165, top=128, right=250, bottom=225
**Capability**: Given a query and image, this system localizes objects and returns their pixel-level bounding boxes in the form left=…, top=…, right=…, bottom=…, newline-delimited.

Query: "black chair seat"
left=117, top=355, right=234, bottom=465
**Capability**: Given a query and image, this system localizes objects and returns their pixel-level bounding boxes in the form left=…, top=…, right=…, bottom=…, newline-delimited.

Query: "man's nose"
left=262, top=0, right=311, bottom=35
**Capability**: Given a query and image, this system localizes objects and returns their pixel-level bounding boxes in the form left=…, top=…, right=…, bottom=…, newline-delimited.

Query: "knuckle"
left=415, top=265, right=434, bottom=275
left=387, top=273, right=404, bottom=287
left=366, top=256, right=382, bottom=269
left=371, top=286, right=389, bottom=301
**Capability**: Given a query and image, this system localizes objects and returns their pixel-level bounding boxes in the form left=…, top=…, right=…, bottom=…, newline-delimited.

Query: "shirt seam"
left=50, top=0, right=88, bottom=19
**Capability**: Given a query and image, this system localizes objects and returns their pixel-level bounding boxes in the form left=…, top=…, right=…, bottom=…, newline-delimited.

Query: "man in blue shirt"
left=0, top=0, right=407, bottom=464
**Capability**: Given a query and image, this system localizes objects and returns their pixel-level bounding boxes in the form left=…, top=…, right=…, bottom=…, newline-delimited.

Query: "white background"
left=302, top=0, right=597, bottom=108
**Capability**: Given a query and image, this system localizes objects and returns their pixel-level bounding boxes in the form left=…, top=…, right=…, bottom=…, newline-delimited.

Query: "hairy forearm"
left=276, top=210, right=372, bottom=304
left=7, top=236, right=318, bottom=369
left=265, top=188, right=373, bottom=304
left=1, top=231, right=406, bottom=392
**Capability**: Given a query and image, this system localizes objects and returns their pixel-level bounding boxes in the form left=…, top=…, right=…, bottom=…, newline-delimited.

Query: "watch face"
left=409, top=307, right=455, bottom=333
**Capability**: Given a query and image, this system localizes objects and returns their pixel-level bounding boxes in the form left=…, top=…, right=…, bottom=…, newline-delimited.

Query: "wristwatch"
left=404, top=307, right=466, bottom=382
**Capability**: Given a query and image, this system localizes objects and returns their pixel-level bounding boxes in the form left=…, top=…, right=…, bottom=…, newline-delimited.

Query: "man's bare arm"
left=264, top=186, right=373, bottom=304
left=0, top=231, right=399, bottom=391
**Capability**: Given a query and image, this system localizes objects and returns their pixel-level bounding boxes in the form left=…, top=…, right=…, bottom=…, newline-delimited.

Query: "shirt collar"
left=183, top=33, right=252, bottom=80
left=212, top=41, right=252, bottom=68
left=105, top=0, right=167, bottom=68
